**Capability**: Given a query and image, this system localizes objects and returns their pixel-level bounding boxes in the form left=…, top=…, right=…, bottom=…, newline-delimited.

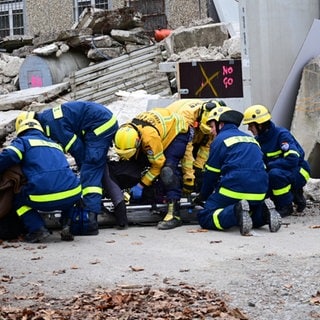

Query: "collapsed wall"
left=291, top=56, right=320, bottom=178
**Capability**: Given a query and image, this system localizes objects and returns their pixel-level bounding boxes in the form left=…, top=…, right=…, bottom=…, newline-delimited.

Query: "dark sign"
left=178, top=60, right=243, bottom=98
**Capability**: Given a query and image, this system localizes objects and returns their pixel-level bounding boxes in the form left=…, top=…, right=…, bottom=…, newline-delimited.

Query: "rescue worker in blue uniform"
left=243, top=105, right=311, bottom=217
left=17, top=100, right=120, bottom=233
left=197, top=106, right=281, bottom=235
left=0, top=118, right=82, bottom=243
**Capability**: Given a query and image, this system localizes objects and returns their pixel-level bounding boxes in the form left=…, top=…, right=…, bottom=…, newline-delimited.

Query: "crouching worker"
left=114, top=108, right=190, bottom=230
left=17, top=101, right=119, bottom=234
left=0, top=118, right=82, bottom=243
left=243, top=105, right=311, bottom=217
left=197, top=106, right=281, bottom=235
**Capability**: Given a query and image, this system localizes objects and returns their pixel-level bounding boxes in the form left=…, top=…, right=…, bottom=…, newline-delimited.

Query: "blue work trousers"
left=197, top=192, right=266, bottom=231
left=163, top=131, right=190, bottom=200
left=81, top=126, right=117, bottom=213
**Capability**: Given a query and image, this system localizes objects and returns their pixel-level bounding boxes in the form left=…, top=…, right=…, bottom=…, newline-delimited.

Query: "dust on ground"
left=0, top=202, right=320, bottom=320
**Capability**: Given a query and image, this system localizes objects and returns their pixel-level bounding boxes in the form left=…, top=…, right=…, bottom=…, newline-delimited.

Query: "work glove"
left=130, top=183, right=143, bottom=200
left=183, top=178, right=194, bottom=195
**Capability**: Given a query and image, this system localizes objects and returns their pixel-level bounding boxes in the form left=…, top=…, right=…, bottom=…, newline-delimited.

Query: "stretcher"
left=42, top=195, right=202, bottom=229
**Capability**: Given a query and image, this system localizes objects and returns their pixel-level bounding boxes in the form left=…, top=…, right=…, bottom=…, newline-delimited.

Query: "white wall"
left=239, top=0, right=320, bottom=117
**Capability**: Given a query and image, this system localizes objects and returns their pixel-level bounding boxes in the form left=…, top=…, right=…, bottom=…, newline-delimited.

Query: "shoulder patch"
left=280, top=142, right=289, bottom=152
left=146, top=149, right=154, bottom=155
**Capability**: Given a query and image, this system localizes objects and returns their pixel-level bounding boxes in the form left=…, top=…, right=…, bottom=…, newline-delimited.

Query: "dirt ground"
left=0, top=201, right=320, bottom=319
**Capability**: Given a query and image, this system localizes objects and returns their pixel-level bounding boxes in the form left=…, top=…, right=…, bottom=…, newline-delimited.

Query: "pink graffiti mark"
left=30, top=75, right=43, bottom=87
left=222, top=65, right=234, bottom=89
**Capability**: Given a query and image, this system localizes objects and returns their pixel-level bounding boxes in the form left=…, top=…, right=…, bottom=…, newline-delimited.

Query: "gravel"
left=0, top=201, right=319, bottom=319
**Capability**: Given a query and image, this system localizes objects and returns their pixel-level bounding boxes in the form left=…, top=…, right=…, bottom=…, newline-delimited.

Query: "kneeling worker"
left=197, top=106, right=281, bottom=235
left=0, top=118, right=82, bottom=242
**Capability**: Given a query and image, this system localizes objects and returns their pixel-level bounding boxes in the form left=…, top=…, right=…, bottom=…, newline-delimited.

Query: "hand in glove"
left=183, top=178, right=194, bottom=195
left=130, top=183, right=143, bottom=200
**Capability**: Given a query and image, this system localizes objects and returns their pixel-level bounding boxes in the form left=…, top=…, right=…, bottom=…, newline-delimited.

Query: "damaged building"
left=1, top=0, right=320, bottom=187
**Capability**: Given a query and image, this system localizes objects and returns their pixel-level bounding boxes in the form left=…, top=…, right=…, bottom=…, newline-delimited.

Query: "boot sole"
left=238, top=200, right=252, bottom=235
left=25, top=231, right=50, bottom=243
left=264, top=199, right=282, bottom=232
left=157, top=218, right=182, bottom=230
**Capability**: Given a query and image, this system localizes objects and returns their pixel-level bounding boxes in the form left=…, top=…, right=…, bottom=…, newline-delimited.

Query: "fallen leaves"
left=309, top=225, right=320, bottom=229
left=0, top=284, right=249, bottom=319
left=1, top=275, right=12, bottom=283
left=310, top=291, right=320, bottom=305
left=187, top=228, right=209, bottom=233
left=52, top=269, right=66, bottom=276
left=129, top=265, right=144, bottom=272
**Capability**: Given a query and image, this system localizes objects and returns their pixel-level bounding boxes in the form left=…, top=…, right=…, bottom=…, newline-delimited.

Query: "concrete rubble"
left=291, top=56, right=320, bottom=178
left=0, top=6, right=319, bottom=192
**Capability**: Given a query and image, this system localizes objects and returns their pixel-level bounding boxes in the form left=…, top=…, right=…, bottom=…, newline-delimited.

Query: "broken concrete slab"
left=0, top=110, right=21, bottom=142
left=163, top=22, right=229, bottom=56
left=291, top=56, right=320, bottom=178
left=72, top=7, right=143, bottom=34
left=0, top=82, right=70, bottom=112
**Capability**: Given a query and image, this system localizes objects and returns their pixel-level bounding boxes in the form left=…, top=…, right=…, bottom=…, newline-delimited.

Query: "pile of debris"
left=0, top=6, right=241, bottom=95
left=0, top=283, right=248, bottom=320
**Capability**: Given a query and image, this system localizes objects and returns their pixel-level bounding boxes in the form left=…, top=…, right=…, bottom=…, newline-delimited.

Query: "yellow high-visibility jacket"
left=132, top=108, right=188, bottom=186
left=166, top=99, right=213, bottom=185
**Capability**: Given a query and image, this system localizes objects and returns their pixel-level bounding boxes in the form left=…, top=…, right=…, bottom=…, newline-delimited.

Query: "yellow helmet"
left=16, top=119, right=44, bottom=136
left=199, top=100, right=226, bottom=134
left=15, top=111, right=36, bottom=132
left=243, top=105, right=271, bottom=124
left=206, top=106, right=232, bottom=123
left=199, top=110, right=211, bottom=134
left=114, top=125, right=141, bottom=160
left=207, top=106, right=243, bottom=127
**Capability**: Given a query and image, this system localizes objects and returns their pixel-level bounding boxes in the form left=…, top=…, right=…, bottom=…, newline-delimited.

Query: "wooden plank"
left=72, top=62, right=162, bottom=94
left=71, top=63, right=159, bottom=97
left=69, top=43, right=170, bottom=103
left=70, top=50, right=162, bottom=86
left=158, top=62, right=177, bottom=72
left=70, top=44, right=161, bottom=78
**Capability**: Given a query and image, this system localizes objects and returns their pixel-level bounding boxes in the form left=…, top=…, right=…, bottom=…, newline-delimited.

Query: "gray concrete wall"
left=25, top=0, right=73, bottom=36
left=165, top=0, right=208, bottom=29
left=239, top=0, right=320, bottom=115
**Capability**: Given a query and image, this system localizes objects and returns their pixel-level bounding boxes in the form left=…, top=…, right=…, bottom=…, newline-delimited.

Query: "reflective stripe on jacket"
left=201, top=123, right=268, bottom=201
left=0, top=129, right=81, bottom=204
left=37, top=101, right=118, bottom=165
left=166, top=99, right=212, bottom=184
left=133, top=108, right=188, bottom=186
left=256, top=121, right=310, bottom=182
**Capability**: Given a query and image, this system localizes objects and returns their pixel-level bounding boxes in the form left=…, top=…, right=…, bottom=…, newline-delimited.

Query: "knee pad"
left=160, top=166, right=180, bottom=189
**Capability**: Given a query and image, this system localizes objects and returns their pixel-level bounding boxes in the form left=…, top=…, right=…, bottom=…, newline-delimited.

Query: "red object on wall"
left=154, top=29, right=172, bottom=42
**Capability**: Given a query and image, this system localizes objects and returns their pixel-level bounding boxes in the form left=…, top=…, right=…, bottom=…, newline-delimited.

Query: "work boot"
left=86, top=212, right=99, bottom=235
left=293, top=188, right=307, bottom=213
left=60, top=225, right=74, bottom=241
left=262, top=199, right=282, bottom=232
left=157, top=200, right=182, bottom=230
left=276, top=204, right=294, bottom=217
left=114, top=200, right=128, bottom=229
left=235, top=200, right=252, bottom=235
left=60, top=216, right=74, bottom=241
left=24, top=226, right=50, bottom=243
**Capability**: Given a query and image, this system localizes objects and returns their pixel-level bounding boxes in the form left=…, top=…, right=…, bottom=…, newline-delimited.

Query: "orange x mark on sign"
left=195, top=64, right=219, bottom=97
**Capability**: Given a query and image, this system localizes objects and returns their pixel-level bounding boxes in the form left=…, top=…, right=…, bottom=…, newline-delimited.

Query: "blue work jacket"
left=256, top=121, right=310, bottom=175
left=0, top=129, right=81, bottom=202
left=201, top=123, right=268, bottom=201
left=37, top=101, right=117, bottom=166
